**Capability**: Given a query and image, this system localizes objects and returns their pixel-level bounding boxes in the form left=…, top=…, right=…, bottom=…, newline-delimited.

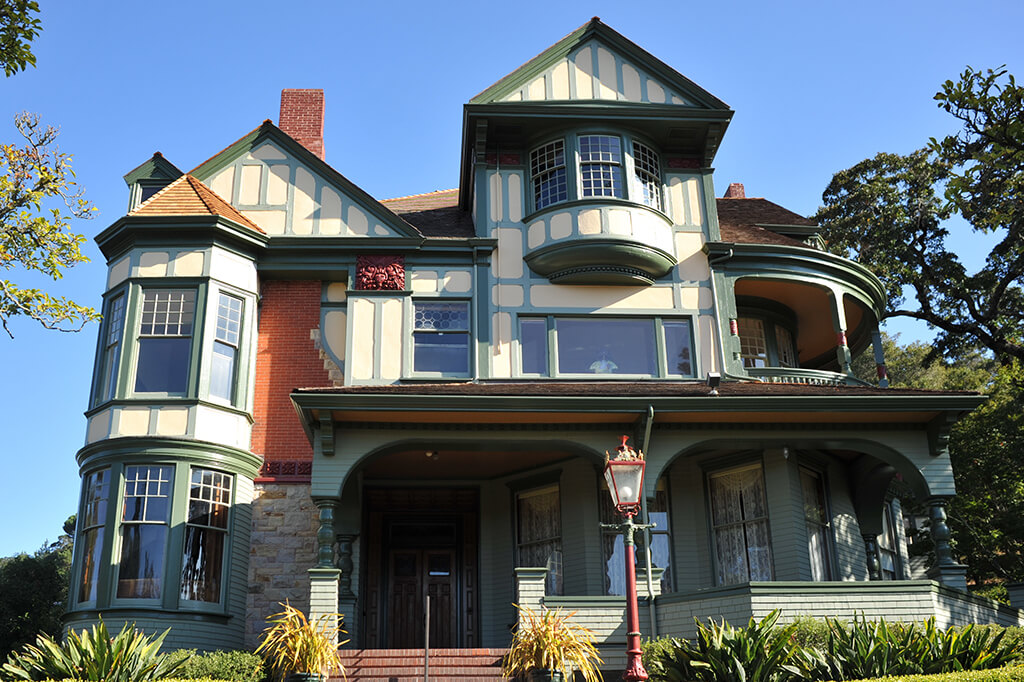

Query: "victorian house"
left=66, top=18, right=1022, bottom=673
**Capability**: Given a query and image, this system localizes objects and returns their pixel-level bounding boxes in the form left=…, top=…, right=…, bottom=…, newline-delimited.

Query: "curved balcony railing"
left=745, top=367, right=872, bottom=387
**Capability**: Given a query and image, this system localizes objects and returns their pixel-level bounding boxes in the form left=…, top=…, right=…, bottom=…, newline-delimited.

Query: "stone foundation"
left=245, top=482, right=319, bottom=648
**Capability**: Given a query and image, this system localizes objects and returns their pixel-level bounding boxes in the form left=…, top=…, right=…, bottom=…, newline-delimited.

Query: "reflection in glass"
left=556, top=318, right=656, bottom=375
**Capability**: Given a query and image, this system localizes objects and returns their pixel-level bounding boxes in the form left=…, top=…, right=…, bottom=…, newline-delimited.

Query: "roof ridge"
left=187, top=121, right=267, bottom=175
left=381, top=188, right=458, bottom=202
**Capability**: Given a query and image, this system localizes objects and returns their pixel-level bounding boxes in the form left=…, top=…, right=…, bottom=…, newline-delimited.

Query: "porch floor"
left=334, top=648, right=509, bottom=682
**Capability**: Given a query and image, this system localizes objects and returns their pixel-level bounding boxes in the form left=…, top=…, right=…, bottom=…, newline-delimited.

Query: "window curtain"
left=710, top=467, right=772, bottom=584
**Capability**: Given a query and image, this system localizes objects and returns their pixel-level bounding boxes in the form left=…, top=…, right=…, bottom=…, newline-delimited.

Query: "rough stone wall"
left=245, top=482, right=319, bottom=649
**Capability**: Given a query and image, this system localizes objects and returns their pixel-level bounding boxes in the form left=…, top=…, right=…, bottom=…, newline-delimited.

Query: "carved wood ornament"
left=356, top=255, right=406, bottom=290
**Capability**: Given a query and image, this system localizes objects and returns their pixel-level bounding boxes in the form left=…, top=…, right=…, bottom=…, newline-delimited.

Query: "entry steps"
left=334, top=648, right=509, bottom=682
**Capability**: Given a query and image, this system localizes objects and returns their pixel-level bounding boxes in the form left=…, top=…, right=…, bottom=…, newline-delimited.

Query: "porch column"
left=828, top=289, right=852, bottom=375
left=872, top=330, right=889, bottom=388
left=309, top=499, right=341, bottom=635
left=336, top=532, right=358, bottom=646
left=861, top=534, right=882, bottom=580
left=514, top=567, right=548, bottom=615
left=925, top=497, right=967, bottom=591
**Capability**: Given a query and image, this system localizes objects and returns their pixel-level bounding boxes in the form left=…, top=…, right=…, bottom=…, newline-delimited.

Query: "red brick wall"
left=278, top=89, right=325, bottom=160
left=251, top=280, right=331, bottom=473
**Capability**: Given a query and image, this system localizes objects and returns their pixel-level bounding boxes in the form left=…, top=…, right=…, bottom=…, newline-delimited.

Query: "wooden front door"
left=387, top=548, right=457, bottom=647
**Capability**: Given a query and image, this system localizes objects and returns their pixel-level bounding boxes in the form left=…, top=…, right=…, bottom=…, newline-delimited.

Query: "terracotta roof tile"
left=381, top=189, right=474, bottom=238
left=715, top=197, right=816, bottom=247
left=130, top=175, right=265, bottom=233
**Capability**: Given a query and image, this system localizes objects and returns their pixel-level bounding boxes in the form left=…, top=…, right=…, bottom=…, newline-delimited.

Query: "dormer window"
left=527, top=132, right=664, bottom=214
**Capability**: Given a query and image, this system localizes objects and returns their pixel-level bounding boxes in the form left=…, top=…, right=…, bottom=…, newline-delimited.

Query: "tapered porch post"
left=861, top=534, right=882, bottom=580
left=309, top=498, right=341, bottom=640
left=925, top=497, right=967, bottom=591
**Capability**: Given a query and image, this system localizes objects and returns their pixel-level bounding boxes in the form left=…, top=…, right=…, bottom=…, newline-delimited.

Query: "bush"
left=162, top=650, right=264, bottom=682
left=0, top=620, right=184, bottom=682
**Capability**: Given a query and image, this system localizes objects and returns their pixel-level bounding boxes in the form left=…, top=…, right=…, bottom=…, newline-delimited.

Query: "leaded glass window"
left=800, top=468, right=832, bottom=581
left=135, top=289, right=196, bottom=393
left=531, top=140, right=568, bottom=210
left=117, top=465, right=173, bottom=599
left=579, top=135, right=623, bottom=198
left=77, top=469, right=109, bottom=603
left=181, top=468, right=232, bottom=602
left=210, top=294, right=243, bottom=401
left=516, top=486, right=562, bottom=595
left=632, top=141, right=662, bottom=210
left=709, top=465, right=773, bottom=585
left=413, top=301, right=470, bottom=374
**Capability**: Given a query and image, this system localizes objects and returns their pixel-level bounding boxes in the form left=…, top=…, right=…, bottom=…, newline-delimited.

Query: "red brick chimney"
left=723, top=183, right=745, bottom=198
left=279, top=89, right=325, bottom=160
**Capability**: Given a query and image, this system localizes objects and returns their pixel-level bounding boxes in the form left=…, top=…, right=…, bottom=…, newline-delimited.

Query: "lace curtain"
left=517, top=487, right=563, bottom=595
left=710, top=466, right=772, bottom=584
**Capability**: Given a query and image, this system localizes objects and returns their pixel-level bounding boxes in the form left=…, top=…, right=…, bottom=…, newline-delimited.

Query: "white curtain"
left=710, top=467, right=773, bottom=584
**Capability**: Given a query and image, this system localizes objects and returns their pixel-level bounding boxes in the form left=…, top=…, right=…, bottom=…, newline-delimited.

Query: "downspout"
left=639, top=405, right=657, bottom=638
left=707, top=248, right=752, bottom=381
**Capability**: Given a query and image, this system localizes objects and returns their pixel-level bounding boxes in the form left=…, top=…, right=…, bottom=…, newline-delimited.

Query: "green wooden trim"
left=188, top=120, right=424, bottom=240
left=702, top=171, right=720, bottom=241
left=96, top=216, right=267, bottom=262
left=523, top=237, right=676, bottom=284
left=122, top=154, right=183, bottom=185
left=76, top=437, right=263, bottom=479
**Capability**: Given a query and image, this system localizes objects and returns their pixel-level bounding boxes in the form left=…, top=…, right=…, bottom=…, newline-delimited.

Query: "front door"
left=362, top=488, right=479, bottom=649
left=387, top=547, right=457, bottom=647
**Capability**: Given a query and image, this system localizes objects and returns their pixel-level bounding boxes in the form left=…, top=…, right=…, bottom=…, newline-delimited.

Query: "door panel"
left=386, top=548, right=457, bottom=647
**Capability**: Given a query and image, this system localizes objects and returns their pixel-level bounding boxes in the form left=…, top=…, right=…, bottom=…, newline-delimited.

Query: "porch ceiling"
left=361, top=446, right=575, bottom=480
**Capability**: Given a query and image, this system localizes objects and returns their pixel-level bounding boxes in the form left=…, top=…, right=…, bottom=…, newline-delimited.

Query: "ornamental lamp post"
left=602, top=435, right=652, bottom=682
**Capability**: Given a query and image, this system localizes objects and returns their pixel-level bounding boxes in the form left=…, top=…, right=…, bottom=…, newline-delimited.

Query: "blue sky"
left=1, top=1, right=1021, bottom=555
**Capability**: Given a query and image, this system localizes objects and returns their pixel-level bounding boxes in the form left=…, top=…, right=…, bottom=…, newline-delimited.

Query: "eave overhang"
left=706, top=241, right=887, bottom=318
left=95, top=215, right=268, bottom=263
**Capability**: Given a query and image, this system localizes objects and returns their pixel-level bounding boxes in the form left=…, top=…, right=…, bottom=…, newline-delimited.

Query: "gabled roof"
left=130, top=174, right=265, bottom=233
left=471, top=17, right=729, bottom=109
left=381, top=189, right=475, bottom=238
left=122, top=152, right=183, bottom=185
left=189, top=120, right=423, bottom=240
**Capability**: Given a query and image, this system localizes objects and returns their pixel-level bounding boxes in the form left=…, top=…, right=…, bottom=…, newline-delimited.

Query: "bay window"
left=709, top=464, right=773, bottom=585
left=99, top=295, right=126, bottom=403
left=519, top=316, right=693, bottom=378
left=528, top=132, right=664, bottom=213
left=134, top=289, right=196, bottom=394
left=210, top=294, right=243, bottom=402
left=117, top=465, right=173, bottom=599
left=181, top=468, right=233, bottom=602
left=76, top=469, right=109, bottom=603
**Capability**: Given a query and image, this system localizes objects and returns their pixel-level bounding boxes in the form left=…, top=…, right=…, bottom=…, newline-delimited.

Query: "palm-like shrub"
left=255, top=602, right=346, bottom=681
left=502, top=604, right=603, bottom=682
left=0, top=620, right=183, bottom=682
left=647, top=610, right=802, bottom=682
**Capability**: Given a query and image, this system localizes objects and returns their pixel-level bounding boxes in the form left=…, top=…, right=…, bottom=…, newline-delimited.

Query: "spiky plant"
left=255, top=602, right=347, bottom=681
left=502, top=604, right=603, bottom=682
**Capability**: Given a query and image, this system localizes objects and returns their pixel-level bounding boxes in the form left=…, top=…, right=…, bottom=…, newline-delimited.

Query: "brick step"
left=334, top=648, right=508, bottom=681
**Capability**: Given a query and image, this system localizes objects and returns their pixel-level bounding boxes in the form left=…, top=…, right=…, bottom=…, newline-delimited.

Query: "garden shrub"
left=162, top=650, right=264, bottom=682
left=0, top=620, right=184, bottom=682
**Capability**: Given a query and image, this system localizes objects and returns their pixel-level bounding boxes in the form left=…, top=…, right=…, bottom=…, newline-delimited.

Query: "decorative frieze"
left=356, top=255, right=405, bottom=290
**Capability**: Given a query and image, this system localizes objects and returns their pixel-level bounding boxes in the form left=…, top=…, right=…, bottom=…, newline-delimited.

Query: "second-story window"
left=578, top=135, right=623, bottom=199
left=99, top=295, right=126, bottom=402
left=135, top=289, right=196, bottom=394
left=632, top=141, right=663, bottom=211
left=412, top=301, right=470, bottom=375
left=530, top=140, right=568, bottom=210
left=210, top=294, right=243, bottom=402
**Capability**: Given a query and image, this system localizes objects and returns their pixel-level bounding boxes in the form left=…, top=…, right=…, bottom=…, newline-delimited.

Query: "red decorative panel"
left=729, top=319, right=739, bottom=336
left=256, top=460, right=314, bottom=483
left=667, top=157, right=701, bottom=169
left=356, top=255, right=406, bottom=290
left=484, top=152, right=522, bottom=166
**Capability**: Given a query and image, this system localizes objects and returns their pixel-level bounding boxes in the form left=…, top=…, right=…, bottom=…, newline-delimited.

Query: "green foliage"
left=502, top=604, right=603, bottom=682
left=0, top=516, right=75, bottom=662
left=645, top=610, right=803, bottom=682
left=844, top=667, right=1024, bottom=682
left=851, top=332, right=994, bottom=391
left=0, top=0, right=41, bottom=76
left=0, top=620, right=185, bottom=682
left=161, top=650, right=264, bottom=682
left=0, top=111, right=99, bottom=337
left=780, top=616, right=834, bottom=651
left=255, top=602, right=345, bottom=680
left=816, top=67, right=1024, bottom=363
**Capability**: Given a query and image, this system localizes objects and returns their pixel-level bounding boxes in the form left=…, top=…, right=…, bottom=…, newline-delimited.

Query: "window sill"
left=524, top=197, right=671, bottom=225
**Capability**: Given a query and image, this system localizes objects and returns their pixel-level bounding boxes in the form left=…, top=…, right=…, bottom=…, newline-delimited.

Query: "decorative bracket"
left=474, top=119, right=488, bottom=163
left=319, top=413, right=334, bottom=457
left=927, top=412, right=959, bottom=458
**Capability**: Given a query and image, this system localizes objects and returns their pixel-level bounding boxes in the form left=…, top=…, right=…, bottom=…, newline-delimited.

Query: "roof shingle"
left=130, top=175, right=265, bottom=233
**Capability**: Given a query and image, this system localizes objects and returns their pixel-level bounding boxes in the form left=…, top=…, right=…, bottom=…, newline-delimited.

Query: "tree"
left=0, top=0, right=40, bottom=76
left=816, top=67, right=1024, bottom=363
left=0, top=515, right=74, bottom=662
left=1, top=111, right=99, bottom=336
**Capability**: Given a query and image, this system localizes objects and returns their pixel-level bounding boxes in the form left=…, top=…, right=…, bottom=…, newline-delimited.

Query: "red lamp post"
left=602, top=435, right=650, bottom=682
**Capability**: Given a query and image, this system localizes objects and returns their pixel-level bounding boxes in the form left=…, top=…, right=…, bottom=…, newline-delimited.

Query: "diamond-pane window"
left=413, top=302, right=470, bottom=374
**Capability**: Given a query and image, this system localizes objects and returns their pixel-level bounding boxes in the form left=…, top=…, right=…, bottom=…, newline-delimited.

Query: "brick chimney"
left=279, top=89, right=325, bottom=160
left=723, top=183, right=745, bottom=198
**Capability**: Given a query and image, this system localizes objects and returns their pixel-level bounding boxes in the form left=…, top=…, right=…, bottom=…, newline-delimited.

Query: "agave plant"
left=502, top=604, right=603, bottom=682
left=1, top=619, right=183, bottom=682
left=646, top=610, right=803, bottom=682
left=255, top=601, right=347, bottom=681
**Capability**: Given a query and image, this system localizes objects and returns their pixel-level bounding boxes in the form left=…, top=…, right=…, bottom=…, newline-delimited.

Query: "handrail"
left=745, top=367, right=872, bottom=387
